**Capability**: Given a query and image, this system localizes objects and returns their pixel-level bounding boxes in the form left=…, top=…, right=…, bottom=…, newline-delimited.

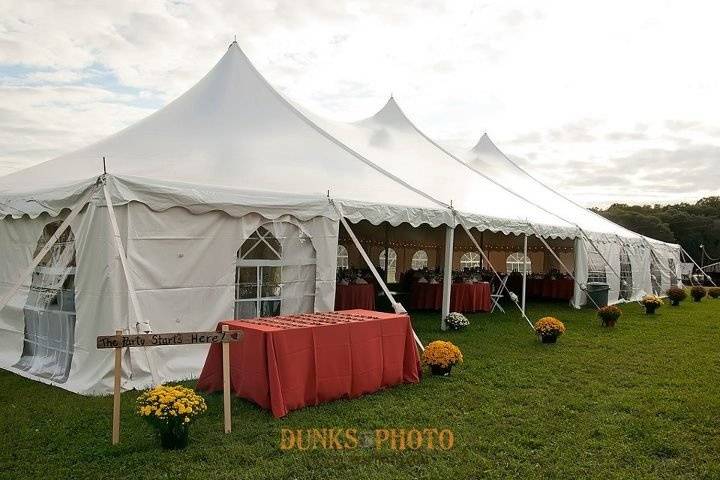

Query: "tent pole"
left=681, top=246, right=718, bottom=287
left=383, top=223, right=389, bottom=283
left=458, top=221, right=535, bottom=330
left=102, top=181, right=159, bottom=385
left=441, top=225, right=454, bottom=331
left=531, top=226, right=601, bottom=310
left=331, top=201, right=424, bottom=351
left=522, top=234, right=528, bottom=314
left=0, top=182, right=99, bottom=315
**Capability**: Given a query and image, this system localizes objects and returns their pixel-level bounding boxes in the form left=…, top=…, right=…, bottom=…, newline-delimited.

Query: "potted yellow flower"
left=666, top=287, right=687, bottom=306
left=597, top=305, right=622, bottom=327
left=534, top=317, right=566, bottom=343
left=640, top=295, right=663, bottom=314
left=422, top=340, right=463, bottom=376
left=136, top=385, right=207, bottom=449
left=690, top=286, right=706, bottom=302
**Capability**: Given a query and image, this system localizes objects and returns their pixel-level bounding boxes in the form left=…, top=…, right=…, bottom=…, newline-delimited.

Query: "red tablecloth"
left=508, top=277, right=575, bottom=301
left=196, top=310, right=420, bottom=418
left=408, top=282, right=491, bottom=312
left=334, top=283, right=375, bottom=310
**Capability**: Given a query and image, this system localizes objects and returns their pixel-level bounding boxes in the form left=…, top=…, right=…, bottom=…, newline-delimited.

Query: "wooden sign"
left=96, top=330, right=243, bottom=349
left=101, top=325, right=242, bottom=445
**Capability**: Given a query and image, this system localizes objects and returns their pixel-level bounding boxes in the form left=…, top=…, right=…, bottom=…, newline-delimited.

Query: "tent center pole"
left=522, top=234, right=528, bottom=314
left=383, top=223, right=389, bottom=283
left=441, top=225, right=455, bottom=330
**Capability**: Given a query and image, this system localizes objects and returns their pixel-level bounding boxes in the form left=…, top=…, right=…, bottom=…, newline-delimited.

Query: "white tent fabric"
left=0, top=43, right=452, bottom=228
left=457, top=134, right=683, bottom=305
left=0, top=42, right=683, bottom=393
left=304, top=99, right=578, bottom=239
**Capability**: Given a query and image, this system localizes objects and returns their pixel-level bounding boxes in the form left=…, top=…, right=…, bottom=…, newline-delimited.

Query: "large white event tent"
left=0, top=42, right=682, bottom=394
left=456, top=134, right=685, bottom=306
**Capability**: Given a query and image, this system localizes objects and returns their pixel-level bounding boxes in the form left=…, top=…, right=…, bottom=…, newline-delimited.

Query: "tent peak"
left=470, top=132, right=499, bottom=153
left=355, top=95, right=414, bottom=129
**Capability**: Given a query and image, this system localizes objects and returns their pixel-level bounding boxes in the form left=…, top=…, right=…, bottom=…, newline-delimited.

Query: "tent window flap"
left=234, top=223, right=316, bottom=319
left=14, top=221, right=77, bottom=384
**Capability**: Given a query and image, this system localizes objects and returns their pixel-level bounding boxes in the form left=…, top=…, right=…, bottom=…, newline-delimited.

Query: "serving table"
left=334, top=283, right=376, bottom=310
left=197, top=310, right=420, bottom=418
left=408, top=282, right=491, bottom=313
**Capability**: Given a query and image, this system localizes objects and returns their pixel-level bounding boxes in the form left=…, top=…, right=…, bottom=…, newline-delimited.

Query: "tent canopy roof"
left=0, top=43, right=455, bottom=226
left=0, top=42, right=655, bottom=243
left=458, top=133, right=648, bottom=240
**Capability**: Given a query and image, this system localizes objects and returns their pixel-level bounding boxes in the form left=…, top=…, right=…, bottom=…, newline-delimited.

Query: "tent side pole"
left=102, top=183, right=159, bottom=385
left=522, top=234, right=528, bottom=314
left=531, top=227, right=600, bottom=310
left=441, top=225, right=454, bottom=331
left=331, top=201, right=424, bottom=350
left=681, top=246, right=718, bottom=287
left=458, top=221, right=534, bottom=330
left=0, top=183, right=98, bottom=314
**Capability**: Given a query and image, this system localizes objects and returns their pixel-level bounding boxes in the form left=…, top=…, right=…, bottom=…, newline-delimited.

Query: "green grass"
left=2, top=299, right=720, bottom=479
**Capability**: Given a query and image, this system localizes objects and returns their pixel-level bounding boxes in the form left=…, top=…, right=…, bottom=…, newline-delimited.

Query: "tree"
left=593, top=197, right=720, bottom=262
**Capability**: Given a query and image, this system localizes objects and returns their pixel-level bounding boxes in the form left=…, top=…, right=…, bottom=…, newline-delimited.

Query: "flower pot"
left=159, top=425, right=190, bottom=450
left=693, top=297, right=702, bottom=303
left=602, top=319, right=617, bottom=328
left=540, top=334, right=557, bottom=344
left=671, top=300, right=680, bottom=306
left=430, top=364, right=452, bottom=376
left=645, top=305, right=657, bottom=315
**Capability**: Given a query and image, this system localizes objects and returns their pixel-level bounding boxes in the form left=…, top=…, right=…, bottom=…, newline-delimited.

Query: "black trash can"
left=586, top=282, right=610, bottom=307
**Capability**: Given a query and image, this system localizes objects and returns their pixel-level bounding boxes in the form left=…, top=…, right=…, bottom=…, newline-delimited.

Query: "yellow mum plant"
left=534, top=317, right=566, bottom=337
left=136, top=385, right=207, bottom=449
left=422, top=340, right=463, bottom=369
left=640, top=295, right=663, bottom=307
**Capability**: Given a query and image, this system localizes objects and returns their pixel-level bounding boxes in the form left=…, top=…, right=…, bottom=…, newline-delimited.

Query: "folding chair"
left=490, top=275, right=508, bottom=314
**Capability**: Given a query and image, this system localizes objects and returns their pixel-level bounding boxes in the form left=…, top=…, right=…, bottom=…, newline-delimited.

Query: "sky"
left=0, top=0, right=719, bottom=207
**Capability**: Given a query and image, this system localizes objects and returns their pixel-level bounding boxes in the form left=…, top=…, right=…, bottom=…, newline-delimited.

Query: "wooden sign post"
left=97, top=327, right=244, bottom=445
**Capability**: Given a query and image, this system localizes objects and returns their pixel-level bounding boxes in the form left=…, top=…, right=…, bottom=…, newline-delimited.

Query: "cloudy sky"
left=1, top=0, right=718, bottom=207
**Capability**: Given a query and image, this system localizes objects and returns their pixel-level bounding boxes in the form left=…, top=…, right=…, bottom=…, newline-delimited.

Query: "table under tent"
left=0, top=42, right=686, bottom=395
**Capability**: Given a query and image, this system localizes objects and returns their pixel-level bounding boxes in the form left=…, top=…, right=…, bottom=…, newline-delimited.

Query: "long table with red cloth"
left=334, top=283, right=376, bottom=310
left=507, top=277, right=574, bottom=301
left=408, top=282, right=491, bottom=312
left=197, top=310, right=420, bottom=418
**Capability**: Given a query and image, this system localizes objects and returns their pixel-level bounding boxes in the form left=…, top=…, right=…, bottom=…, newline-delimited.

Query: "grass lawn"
left=1, top=298, right=720, bottom=479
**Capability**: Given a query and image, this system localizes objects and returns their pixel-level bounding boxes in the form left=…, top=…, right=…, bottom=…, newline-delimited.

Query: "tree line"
left=592, top=197, right=720, bottom=265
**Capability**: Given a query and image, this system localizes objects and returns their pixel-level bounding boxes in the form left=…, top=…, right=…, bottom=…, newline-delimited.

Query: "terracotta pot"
left=602, top=319, right=617, bottom=327
left=645, top=305, right=658, bottom=315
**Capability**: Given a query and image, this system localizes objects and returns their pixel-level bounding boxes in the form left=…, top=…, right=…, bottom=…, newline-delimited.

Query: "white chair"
left=491, top=276, right=509, bottom=314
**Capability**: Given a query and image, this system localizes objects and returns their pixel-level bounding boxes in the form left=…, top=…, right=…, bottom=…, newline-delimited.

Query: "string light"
left=337, top=236, right=573, bottom=253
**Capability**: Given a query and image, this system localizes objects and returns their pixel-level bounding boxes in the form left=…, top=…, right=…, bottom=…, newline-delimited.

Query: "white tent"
left=0, top=42, right=682, bottom=394
left=457, top=134, right=683, bottom=305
